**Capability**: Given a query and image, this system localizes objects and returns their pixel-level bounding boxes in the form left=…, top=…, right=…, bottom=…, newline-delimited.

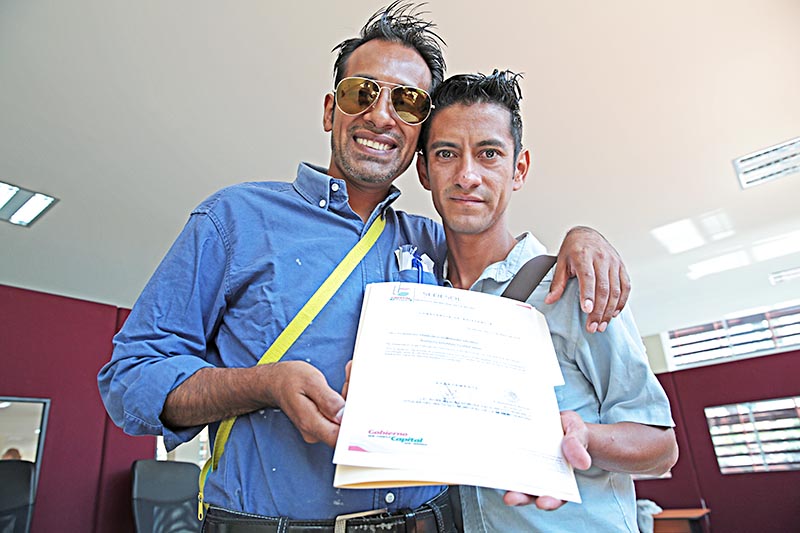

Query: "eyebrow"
left=429, top=139, right=508, bottom=150
left=429, top=140, right=460, bottom=150
left=476, top=139, right=507, bottom=149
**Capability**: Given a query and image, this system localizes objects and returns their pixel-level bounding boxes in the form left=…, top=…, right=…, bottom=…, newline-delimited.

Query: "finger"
left=584, top=255, right=610, bottom=332
left=575, top=264, right=597, bottom=314
left=575, top=266, right=598, bottom=331
left=544, top=261, right=568, bottom=305
left=272, top=362, right=345, bottom=447
left=341, top=360, right=353, bottom=400
left=614, top=264, right=631, bottom=317
left=288, top=394, right=342, bottom=448
left=317, top=418, right=342, bottom=448
left=306, top=386, right=346, bottom=426
left=597, top=263, right=619, bottom=332
left=534, top=496, right=567, bottom=511
left=295, top=375, right=346, bottom=443
left=503, top=491, right=536, bottom=507
left=304, top=417, right=341, bottom=448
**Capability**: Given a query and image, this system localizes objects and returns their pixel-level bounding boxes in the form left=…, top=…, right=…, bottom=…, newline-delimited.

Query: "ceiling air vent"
left=733, top=137, right=800, bottom=189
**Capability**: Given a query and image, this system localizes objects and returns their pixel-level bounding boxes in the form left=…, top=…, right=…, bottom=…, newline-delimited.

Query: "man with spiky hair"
left=417, top=70, right=678, bottom=532
left=99, top=3, right=631, bottom=530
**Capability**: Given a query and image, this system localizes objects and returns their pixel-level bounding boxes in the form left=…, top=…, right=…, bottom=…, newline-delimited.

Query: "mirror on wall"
left=0, top=397, right=51, bottom=492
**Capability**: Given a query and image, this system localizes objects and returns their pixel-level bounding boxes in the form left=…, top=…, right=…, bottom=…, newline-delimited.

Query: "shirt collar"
left=444, top=232, right=548, bottom=288
left=293, top=162, right=402, bottom=216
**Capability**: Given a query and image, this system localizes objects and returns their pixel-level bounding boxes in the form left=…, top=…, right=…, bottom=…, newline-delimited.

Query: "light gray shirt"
left=459, top=233, right=674, bottom=532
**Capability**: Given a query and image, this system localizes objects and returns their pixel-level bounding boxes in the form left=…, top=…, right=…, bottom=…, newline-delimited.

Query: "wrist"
left=584, top=422, right=599, bottom=456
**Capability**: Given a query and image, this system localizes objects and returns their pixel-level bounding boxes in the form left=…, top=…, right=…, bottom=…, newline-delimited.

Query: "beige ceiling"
left=2, top=0, right=799, bottom=337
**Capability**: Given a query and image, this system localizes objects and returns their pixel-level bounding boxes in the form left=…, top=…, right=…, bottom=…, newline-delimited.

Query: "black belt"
left=202, top=488, right=458, bottom=533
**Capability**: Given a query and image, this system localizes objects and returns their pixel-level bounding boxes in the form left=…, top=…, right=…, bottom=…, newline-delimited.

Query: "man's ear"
left=323, top=93, right=335, bottom=132
left=416, top=153, right=431, bottom=190
left=512, top=148, right=531, bottom=191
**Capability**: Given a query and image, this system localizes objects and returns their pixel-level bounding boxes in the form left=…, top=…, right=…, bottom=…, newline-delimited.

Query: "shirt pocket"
left=392, top=269, right=438, bottom=285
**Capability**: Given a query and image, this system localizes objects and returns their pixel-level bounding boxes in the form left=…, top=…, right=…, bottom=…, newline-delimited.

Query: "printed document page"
left=333, top=282, right=580, bottom=503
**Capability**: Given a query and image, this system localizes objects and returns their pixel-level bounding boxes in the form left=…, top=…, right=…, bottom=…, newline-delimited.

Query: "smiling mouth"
left=355, top=137, right=395, bottom=152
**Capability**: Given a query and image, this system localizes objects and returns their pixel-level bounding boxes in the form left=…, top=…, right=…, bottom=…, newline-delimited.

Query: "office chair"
left=131, top=459, right=202, bottom=533
left=0, top=460, right=36, bottom=533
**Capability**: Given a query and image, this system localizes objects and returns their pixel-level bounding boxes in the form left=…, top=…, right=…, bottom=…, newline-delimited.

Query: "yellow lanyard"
left=198, top=215, right=386, bottom=520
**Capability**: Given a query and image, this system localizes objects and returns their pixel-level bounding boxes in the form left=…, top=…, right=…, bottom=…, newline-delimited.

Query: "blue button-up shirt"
left=98, top=163, right=446, bottom=519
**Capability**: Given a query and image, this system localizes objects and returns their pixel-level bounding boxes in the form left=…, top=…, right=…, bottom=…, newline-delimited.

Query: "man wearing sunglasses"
left=415, top=70, right=677, bottom=533
left=99, top=3, right=631, bottom=532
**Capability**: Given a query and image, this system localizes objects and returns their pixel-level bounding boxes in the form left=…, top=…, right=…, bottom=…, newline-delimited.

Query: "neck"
left=445, top=224, right=518, bottom=290
left=345, top=182, right=393, bottom=222
left=326, top=163, right=395, bottom=222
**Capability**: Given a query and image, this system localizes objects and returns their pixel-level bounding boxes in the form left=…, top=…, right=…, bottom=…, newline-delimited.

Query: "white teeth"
left=356, top=138, right=392, bottom=151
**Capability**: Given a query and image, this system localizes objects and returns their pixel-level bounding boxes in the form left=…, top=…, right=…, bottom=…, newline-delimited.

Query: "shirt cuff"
left=121, top=354, right=213, bottom=448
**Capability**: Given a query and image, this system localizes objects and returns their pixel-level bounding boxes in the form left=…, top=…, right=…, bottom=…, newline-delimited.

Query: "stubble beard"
left=330, top=131, right=408, bottom=187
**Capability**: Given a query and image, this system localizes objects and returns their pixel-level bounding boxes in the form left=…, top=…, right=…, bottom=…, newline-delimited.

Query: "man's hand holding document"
left=333, top=282, right=581, bottom=503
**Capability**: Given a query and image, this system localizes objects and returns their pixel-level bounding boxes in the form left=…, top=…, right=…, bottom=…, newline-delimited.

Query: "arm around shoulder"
left=547, top=226, right=631, bottom=333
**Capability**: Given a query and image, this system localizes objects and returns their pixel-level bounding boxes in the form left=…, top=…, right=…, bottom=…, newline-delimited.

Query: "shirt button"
left=384, top=492, right=395, bottom=504
left=331, top=183, right=340, bottom=192
left=319, top=199, right=327, bottom=208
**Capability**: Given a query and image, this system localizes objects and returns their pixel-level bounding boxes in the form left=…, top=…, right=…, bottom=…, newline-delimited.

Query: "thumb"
left=307, top=385, right=346, bottom=425
left=560, top=412, right=591, bottom=470
left=562, top=434, right=592, bottom=471
left=545, top=262, right=568, bottom=304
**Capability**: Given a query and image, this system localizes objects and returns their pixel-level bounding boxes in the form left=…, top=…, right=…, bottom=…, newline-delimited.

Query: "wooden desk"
left=653, top=508, right=710, bottom=533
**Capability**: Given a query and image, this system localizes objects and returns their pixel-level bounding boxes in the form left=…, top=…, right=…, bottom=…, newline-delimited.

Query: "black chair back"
left=0, top=460, right=35, bottom=533
left=131, top=459, right=202, bottom=533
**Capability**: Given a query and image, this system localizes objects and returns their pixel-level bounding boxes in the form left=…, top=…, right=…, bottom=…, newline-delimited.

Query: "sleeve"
left=97, top=210, right=229, bottom=449
left=550, top=281, right=675, bottom=429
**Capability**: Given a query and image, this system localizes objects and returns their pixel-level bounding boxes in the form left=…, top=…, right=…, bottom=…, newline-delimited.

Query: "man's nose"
left=362, top=87, right=397, bottom=129
left=455, top=157, right=481, bottom=189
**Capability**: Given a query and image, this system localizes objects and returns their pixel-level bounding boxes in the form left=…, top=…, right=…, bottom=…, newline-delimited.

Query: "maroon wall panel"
left=93, top=417, right=155, bottom=533
left=0, top=285, right=117, bottom=532
left=669, top=350, right=800, bottom=533
left=93, top=308, right=156, bottom=533
left=635, top=372, right=705, bottom=509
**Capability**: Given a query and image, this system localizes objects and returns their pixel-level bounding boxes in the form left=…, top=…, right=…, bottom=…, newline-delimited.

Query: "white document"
left=333, top=282, right=581, bottom=503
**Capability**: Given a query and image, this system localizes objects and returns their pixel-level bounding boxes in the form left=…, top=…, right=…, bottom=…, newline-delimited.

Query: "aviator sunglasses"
left=334, top=76, right=433, bottom=126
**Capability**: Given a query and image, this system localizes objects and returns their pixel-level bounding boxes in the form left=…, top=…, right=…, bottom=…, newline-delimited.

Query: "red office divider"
left=0, top=286, right=155, bottom=533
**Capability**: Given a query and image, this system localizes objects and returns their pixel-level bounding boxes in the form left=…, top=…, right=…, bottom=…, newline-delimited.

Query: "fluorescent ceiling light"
left=751, top=230, right=800, bottom=262
left=0, top=180, right=58, bottom=227
left=698, top=210, right=735, bottom=241
left=0, top=183, right=19, bottom=210
left=9, top=193, right=56, bottom=226
left=651, top=218, right=706, bottom=254
left=687, top=250, right=750, bottom=280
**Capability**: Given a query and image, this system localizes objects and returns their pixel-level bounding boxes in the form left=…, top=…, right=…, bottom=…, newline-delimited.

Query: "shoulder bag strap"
left=500, top=254, right=557, bottom=302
